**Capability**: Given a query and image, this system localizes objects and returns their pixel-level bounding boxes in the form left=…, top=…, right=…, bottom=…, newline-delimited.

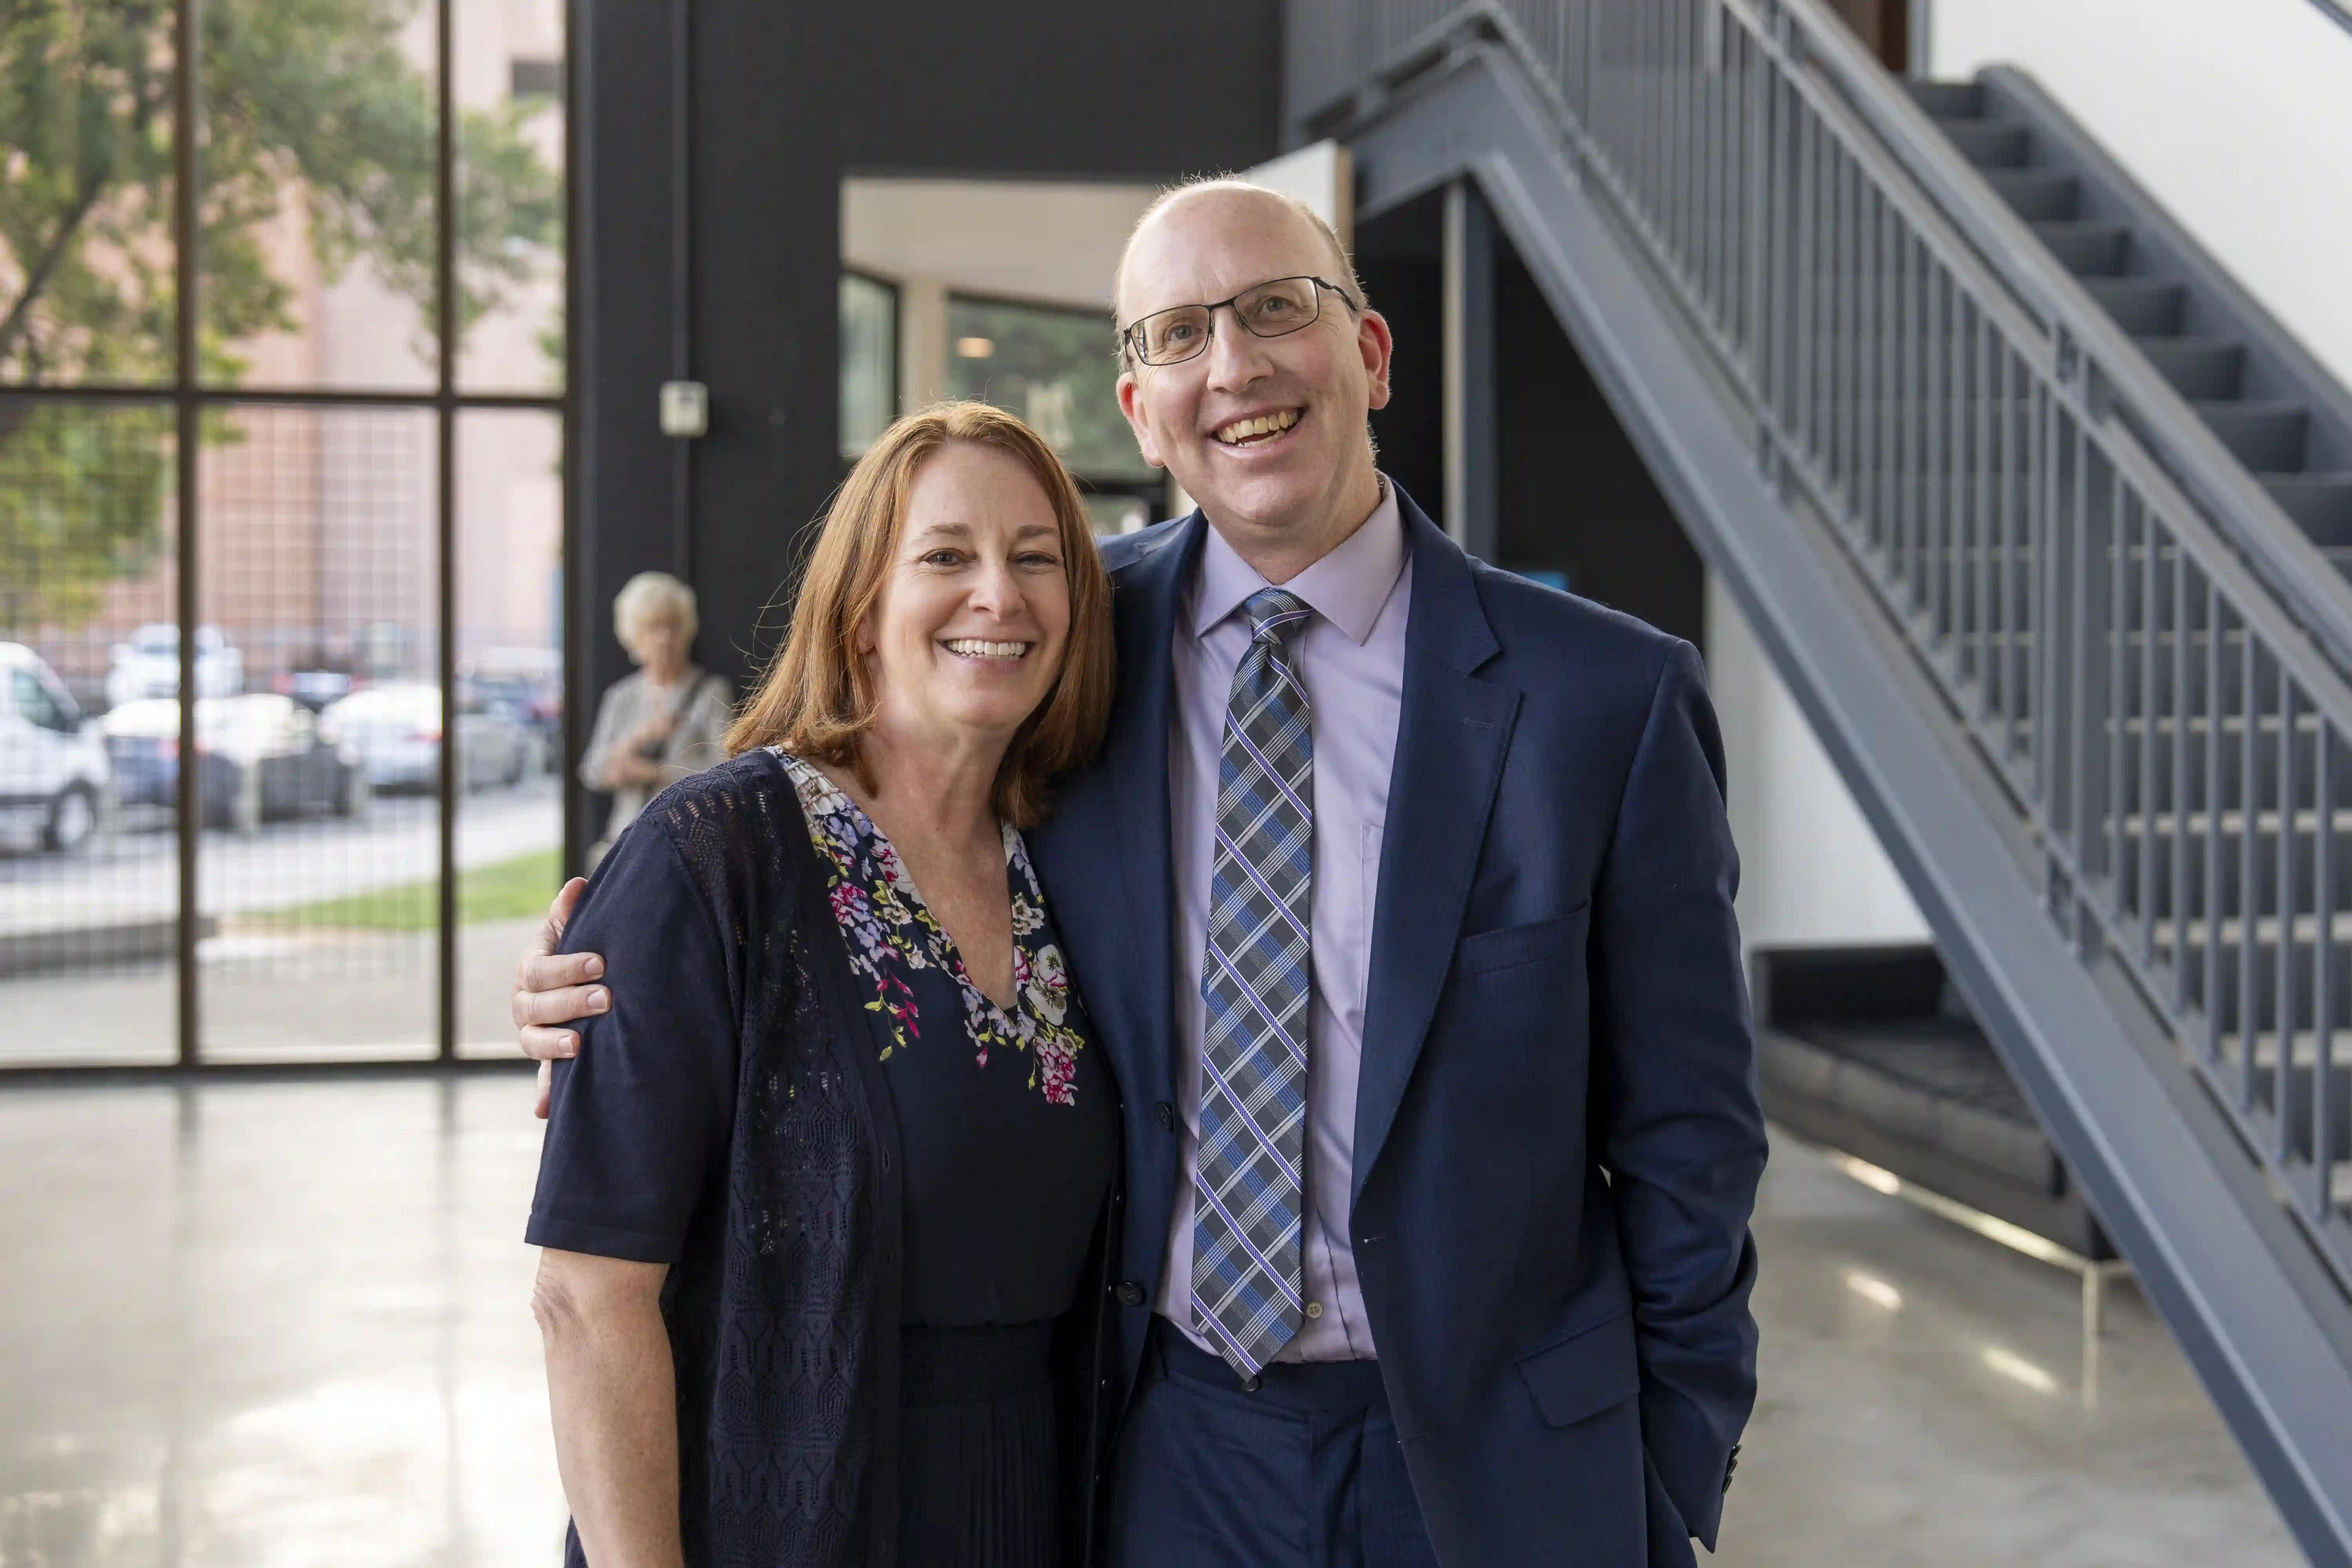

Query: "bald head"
left=1109, top=174, right=1392, bottom=584
left=1112, top=179, right=1363, bottom=330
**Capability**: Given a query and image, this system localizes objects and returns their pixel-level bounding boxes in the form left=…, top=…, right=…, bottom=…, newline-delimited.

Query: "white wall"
left=1932, top=0, right=2352, bottom=389
left=1707, top=575, right=1931, bottom=951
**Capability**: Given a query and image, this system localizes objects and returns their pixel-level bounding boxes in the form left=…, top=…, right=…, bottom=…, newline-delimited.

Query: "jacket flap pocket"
left=1515, top=1307, right=1639, bottom=1428
left=1452, top=904, right=1590, bottom=978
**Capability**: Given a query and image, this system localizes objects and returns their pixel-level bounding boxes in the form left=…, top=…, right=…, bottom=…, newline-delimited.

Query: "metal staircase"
left=1283, top=1, right=2352, bottom=1561
left=1907, top=70, right=2352, bottom=581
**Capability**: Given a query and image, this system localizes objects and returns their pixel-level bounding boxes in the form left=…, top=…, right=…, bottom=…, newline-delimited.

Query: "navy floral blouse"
left=782, top=751, right=1118, bottom=1327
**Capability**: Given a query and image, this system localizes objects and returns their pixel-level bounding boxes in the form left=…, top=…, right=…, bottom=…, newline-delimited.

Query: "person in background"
left=578, top=570, right=733, bottom=851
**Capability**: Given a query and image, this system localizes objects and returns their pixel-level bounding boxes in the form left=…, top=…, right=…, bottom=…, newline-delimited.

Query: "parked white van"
left=0, top=643, right=112, bottom=853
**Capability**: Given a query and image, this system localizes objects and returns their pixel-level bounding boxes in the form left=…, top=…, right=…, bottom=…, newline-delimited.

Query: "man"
left=515, top=179, right=1764, bottom=1566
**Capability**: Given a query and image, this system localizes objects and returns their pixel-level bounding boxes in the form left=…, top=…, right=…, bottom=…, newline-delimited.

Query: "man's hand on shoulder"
left=515, top=877, right=611, bottom=1118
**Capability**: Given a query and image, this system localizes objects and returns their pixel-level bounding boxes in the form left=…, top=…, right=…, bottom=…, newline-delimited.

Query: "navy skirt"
left=898, top=1322, right=1059, bottom=1568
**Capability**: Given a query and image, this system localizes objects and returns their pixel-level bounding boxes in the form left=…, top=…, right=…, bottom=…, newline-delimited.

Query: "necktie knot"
left=1245, top=587, right=1312, bottom=648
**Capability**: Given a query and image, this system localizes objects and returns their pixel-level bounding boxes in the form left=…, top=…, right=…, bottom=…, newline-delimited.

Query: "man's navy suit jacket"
left=1029, top=489, right=1766, bottom=1566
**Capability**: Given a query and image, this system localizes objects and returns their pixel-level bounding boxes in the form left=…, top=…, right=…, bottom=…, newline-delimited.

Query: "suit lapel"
left=1352, top=498, right=1518, bottom=1210
left=1094, top=514, right=1205, bottom=1109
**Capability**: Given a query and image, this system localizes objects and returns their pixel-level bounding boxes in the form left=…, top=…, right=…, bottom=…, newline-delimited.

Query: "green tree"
left=0, top=0, right=561, bottom=631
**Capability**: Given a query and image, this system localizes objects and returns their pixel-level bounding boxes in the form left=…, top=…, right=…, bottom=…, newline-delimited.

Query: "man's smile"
left=1212, top=406, right=1305, bottom=447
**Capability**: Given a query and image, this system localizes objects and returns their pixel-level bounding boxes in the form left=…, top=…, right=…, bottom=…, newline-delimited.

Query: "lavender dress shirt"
left=1156, top=479, right=1411, bottom=1363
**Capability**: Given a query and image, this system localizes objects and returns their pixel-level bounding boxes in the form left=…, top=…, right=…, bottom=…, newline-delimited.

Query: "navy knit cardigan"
left=533, top=750, right=1116, bottom=1566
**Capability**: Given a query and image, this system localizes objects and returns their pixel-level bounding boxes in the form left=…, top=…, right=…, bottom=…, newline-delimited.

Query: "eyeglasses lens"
left=1134, top=278, right=1325, bottom=365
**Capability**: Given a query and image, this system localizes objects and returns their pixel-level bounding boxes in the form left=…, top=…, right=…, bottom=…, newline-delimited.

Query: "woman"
left=526, top=403, right=1120, bottom=1567
left=577, top=570, right=734, bottom=849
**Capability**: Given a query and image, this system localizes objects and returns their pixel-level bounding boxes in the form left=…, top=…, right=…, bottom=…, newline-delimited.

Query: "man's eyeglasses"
left=1121, top=275, right=1358, bottom=368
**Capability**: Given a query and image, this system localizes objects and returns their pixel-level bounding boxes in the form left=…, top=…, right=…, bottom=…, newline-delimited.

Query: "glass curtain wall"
left=0, top=0, right=568, bottom=1068
left=840, top=272, right=898, bottom=459
left=944, top=293, right=1163, bottom=533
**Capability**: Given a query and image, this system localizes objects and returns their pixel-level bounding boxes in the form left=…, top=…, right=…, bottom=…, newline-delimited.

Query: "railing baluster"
left=1794, top=100, right=1816, bottom=463
left=2140, top=491, right=2159, bottom=959
left=2244, top=639, right=2263, bottom=1112
left=2117, top=461, right=2136, bottom=921
left=1928, top=262, right=1947, bottom=645
left=2281, top=679, right=2303, bottom=1158
left=1998, top=342, right=2018, bottom=753
left=2209, top=584, right=2227, bottom=1065
left=2319, top=728, right=2341, bottom=1222
left=1867, top=185, right=1886, bottom=552
left=1972, top=309, right=1991, bottom=704
left=2174, top=521, right=2191, bottom=1010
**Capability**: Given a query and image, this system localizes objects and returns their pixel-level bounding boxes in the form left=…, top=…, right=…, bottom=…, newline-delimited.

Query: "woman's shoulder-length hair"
left=725, top=400, right=1117, bottom=829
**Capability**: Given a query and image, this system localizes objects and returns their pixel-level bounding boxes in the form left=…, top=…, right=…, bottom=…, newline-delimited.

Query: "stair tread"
left=2259, top=474, right=2352, bottom=542
left=1904, top=79, right=1988, bottom=117
left=1937, top=119, right=2033, bottom=168
left=2082, top=277, right=2185, bottom=329
left=2134, top=336, right=2249, bottom=400
left=1983, top=166, right=2080, bottom=220
left=2030, top=218, right=2130, bottom=276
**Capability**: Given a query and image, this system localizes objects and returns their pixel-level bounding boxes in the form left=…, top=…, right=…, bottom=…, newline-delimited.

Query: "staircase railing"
left=1286, top=0, right=2352, bottom=1293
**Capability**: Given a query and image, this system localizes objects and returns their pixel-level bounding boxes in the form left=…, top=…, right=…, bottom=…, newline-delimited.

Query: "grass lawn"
left=238, top=847, right=563, bottom=932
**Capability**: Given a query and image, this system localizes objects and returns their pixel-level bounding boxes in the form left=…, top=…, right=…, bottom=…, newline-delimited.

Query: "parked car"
left=105, top=623, right=244, bottom=707
left=103, top=693, right=368, bottom=834
left=459, top=650, right=562, bottom=770
left=0, top=643, right=112, bottom=853
left=272, top=666, right=358, bottom=713
left=320, top=682, right=539, bottom=793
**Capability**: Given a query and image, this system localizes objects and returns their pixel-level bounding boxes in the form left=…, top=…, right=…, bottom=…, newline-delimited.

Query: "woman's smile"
left=940, top=636, right=1035, bottom=664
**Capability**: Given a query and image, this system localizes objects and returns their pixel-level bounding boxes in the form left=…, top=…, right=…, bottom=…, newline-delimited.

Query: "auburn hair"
left=726, top=401, right=1116, bottom=828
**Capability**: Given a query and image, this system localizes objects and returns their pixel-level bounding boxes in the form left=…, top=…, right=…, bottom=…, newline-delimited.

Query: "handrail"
left=1285, top=0, right=2352, bottom=1301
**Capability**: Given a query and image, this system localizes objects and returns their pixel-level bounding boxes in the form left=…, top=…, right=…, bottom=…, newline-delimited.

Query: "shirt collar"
left=1189, top=475, right=1406, bottom=646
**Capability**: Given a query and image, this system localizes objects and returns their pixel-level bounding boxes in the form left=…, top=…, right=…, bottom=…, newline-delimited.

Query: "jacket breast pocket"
left=1516, top=1303, right=1640, bottom=1428
left=1451, top=903, right=1590, bottom=979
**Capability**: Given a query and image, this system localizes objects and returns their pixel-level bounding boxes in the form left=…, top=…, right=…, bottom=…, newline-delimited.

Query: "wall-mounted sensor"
left=659, top=381, right=708, bottom=437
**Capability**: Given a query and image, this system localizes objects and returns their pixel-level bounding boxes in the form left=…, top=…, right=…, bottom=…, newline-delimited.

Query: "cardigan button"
left=1114, top=1280, right=1145, bottom=1307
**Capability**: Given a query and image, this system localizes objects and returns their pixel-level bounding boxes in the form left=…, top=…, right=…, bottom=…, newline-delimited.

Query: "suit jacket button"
left=1115, top=1280, right=1145, bottom=1307
left=1155, top=1100, right=1175, bottom=1131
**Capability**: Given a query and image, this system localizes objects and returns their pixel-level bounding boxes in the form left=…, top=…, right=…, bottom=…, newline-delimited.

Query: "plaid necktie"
left=1192, top=586, right=1316, bottom=1379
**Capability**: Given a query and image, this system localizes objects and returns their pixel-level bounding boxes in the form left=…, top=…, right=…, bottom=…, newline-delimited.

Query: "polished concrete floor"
left=0, top=1076, right=2304, bottom=1567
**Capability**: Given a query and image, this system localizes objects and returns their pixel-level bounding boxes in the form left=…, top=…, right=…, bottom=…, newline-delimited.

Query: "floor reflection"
left=0, top=1076, right=566, bottom=1568
left=0, top=1081, right=2304, bottom=1566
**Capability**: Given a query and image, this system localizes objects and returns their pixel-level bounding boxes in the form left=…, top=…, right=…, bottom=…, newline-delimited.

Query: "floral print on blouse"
left=779, top=750, right=1085, bottom=1107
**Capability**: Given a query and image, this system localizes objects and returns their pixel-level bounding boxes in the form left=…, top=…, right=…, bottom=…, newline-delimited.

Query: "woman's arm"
left=534, top=1248, right=684, bottom=1568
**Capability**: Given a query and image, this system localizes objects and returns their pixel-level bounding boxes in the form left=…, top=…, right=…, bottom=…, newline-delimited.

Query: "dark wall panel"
left=688, top=3, right=841, bottom=694
left=1495, top=257, right=1705, bottom=649
left=839, top=1, right=1283, bottom=178
left=1357, top=192, right=1446, bottom=527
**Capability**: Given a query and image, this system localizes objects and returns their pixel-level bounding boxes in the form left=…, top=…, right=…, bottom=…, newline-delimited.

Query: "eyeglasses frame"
left=1119, top=274, right=1361, bottom=368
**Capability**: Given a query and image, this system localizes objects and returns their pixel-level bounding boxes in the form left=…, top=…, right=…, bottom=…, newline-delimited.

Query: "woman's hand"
left=514, top=879, right=611, bottom=1117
